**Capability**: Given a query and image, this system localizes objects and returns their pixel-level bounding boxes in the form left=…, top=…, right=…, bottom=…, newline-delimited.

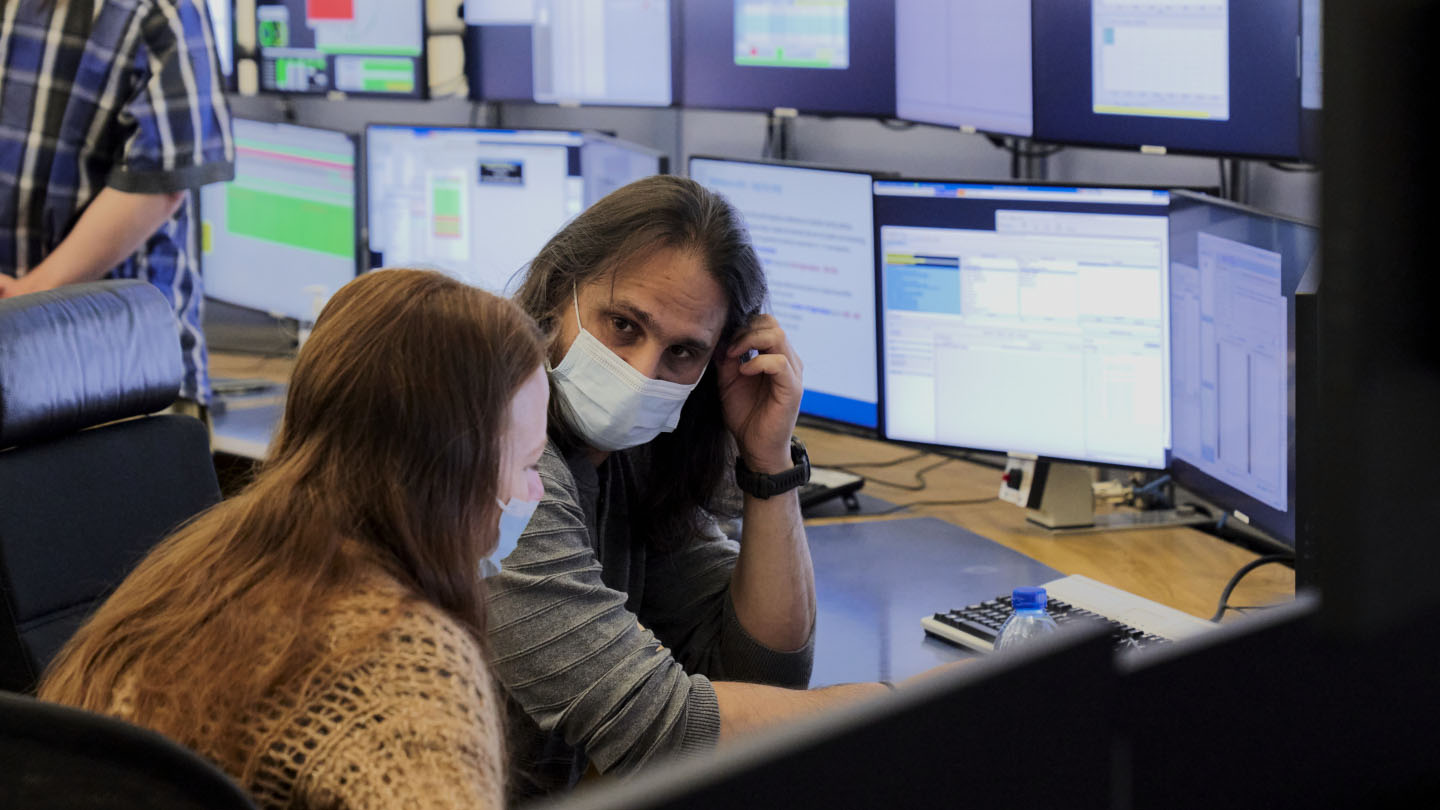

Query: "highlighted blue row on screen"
left=885, top=259, right=960, bottom=315
left=873, top=181, right=1170, bottom=205
left=801, top=389, right=877, bottom=429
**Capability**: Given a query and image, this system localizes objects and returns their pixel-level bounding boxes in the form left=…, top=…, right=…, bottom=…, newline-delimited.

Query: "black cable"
left=816, top=450, right=928, bottom=469
left=871, top=496, right=1000, bottom=516
left=876, top=118, right=918, bottom=131
left=837, top=457, right=953, bottom=492
left=1210, top=553, right=1296, bottom=623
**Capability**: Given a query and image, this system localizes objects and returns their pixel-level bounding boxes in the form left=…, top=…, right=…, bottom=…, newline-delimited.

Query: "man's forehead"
left=590, top=257, right=728, bottom=345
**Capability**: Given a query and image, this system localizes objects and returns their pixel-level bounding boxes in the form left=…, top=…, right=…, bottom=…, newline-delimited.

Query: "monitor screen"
left=1031, top=0, right=1303, bottom=159
left=582, top=134, right=668, bottom=205
left=254, top=0, right=425, bottom=98
left=875, top=180, right=1173, bottom=469
left=895, top=0, right=1032, bottom=137
left=682, top=1, right=896, bottom=116
left=200, top=119, right=359, bottom=322
left=465, top=0, right=676, bottom=107
left=690, top=157, right=879, bottom=430
left=366, top=127, right=665, bottom=292
left=206, top=0, right=234, bottom=83
left=1300, top=0, right=1322, bottom=161
left=1168, top=191, right=1319, bottom=547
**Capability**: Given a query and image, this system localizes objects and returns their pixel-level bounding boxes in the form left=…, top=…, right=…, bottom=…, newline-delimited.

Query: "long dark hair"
left=514, top=174, right=767, bottom=544
left=40, top=270, right=545, bottom=763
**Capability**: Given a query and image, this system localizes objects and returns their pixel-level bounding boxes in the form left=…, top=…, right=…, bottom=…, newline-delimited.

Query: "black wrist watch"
left=734, top=436, right=811, bottom=499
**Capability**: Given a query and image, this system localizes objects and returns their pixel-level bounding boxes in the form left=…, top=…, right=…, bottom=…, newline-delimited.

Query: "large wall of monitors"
left=465, top=0, right=678, bottom=107
left=682, top=1, right=896, bottom=117
left=200, top=118, right=360, bottom=321
left=1167, top=190, right=1320, bottom=548
left=690, top=157, right=881, bottom=431
left=1030, top=0, right=1304, bottom=160
left=254, top=0, right=426, bottom=98
left=875, top=180, right=1173, bottom=469
left=365, top=126, right=665, bottom=293
left=895, top=0, right=1033, bottom=137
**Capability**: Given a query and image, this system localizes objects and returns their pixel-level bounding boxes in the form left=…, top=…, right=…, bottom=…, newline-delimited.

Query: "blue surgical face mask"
left=482, top=495, right=540, bottom=578
left=549, top=286, right=706, bottom=452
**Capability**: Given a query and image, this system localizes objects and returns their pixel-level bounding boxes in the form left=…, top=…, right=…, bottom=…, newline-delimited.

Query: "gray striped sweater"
left=485, top=440, right=815, bottom=800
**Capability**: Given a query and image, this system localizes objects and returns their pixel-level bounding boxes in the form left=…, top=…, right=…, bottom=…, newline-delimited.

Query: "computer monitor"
left=205, top=0, right=234, bottom=86
left=682, top=1, right=896, bottom=117
left=365, top=126, right=666, bottom=292
left=689, top=157, right=880, bottom=431
left=1167, top=191, right=1320, bottom=551
left=199, top=119, right=360, bottom=322
left=895, top=0, right=1032, bottom=137
left=1031, top=0, right=1303, bottom=160
left=464, top=0, right=678, bottom=107
left=875, top=179, right=1173, bottom=470
left=254, top=0, right=426, bottom=98
left=542, top=625, right=1115, bottom=810
left=583, top=133, right=669, bottom=205
left=1300, top=0, right=1323, bottom=162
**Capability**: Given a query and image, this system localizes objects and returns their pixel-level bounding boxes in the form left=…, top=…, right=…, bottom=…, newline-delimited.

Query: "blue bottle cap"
left=1012, top=586, right=1048, bottom=611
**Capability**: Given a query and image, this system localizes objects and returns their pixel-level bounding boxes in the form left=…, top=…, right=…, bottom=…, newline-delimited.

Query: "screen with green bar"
left=227, top=187, right=354, bottom=258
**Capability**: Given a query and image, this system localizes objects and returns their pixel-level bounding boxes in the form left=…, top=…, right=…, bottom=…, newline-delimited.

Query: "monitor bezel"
left=678, top=1, right=897, bottom=119
left=1164, top=189, right=1320, bottom=548
left=198, top=117, right=363, bottom=321
left=872, top=176, right=1182, bottom=472
left=688, top=154, right=892, bottom=436
left=1028, top=0, right=1306, bottom=162
left=253, top=0, right=430, bottom=100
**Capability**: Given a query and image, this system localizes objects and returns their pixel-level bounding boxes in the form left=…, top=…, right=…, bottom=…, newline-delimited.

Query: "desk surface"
left=209, top=352, right=1296, bottom=653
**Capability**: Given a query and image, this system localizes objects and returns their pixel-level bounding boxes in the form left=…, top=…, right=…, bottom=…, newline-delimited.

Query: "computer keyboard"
left=799, top=466, right=864, bottom=511
left=922, top=574, right=1216, bottom=653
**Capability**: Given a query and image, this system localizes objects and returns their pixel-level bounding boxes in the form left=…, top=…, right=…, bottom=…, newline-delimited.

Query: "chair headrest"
left=0, top=280, right=183, bottom=448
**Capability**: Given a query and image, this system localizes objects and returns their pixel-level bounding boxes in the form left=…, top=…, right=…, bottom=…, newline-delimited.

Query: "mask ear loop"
left=572, top=284, right=583, bottom=332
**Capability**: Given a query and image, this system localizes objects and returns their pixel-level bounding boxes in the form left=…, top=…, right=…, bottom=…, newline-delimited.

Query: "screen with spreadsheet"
left=1168, top=191, right=1319, bottom=545
left=895, top=0, right=1032, bottom=137
left=200, top=119, right=359, bottom=321
left=255, top=0, right=424, bottom=98
left=465, top=0, right=676, bottom=107
left=691, top=157, right=880, bottom=429
left=366, top=127, right=664, bottom=293
left=1031, top=0, right=1302, bottom=159
left=875, top=180, right=1172, bottom=469
left=682, top=1, right=895, bottom=116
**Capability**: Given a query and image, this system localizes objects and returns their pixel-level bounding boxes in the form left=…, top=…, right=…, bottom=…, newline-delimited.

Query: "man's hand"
left=717, top=314, right=804, bottom=473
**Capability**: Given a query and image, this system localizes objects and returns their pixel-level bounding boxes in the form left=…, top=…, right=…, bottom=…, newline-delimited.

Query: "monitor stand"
left=999, top=455, right=1211, bottom=534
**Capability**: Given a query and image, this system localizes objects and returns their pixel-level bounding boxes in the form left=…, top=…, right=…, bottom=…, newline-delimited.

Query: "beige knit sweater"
left=110, top=578, right=505, bottom=810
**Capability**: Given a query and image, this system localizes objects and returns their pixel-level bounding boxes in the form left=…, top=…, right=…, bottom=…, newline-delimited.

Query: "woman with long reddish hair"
left=40, top=269, right=548, bottom=810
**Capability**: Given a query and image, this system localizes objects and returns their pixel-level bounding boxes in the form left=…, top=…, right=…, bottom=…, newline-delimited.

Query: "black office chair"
left=0, top=281, right=221, bottom=693
left=0, top=689, right=256, bottom=809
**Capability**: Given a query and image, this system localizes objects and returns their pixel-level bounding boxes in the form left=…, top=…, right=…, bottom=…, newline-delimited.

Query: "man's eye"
left=610, top=317, right=635, bottom=333
left=668, top=345, right=695, bottom=361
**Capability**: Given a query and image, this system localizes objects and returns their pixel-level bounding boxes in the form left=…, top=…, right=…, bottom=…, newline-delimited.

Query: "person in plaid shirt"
left=0, top=0, right=234, bottom=407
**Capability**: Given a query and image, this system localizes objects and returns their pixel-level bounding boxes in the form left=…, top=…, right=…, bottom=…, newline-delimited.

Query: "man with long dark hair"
left=0, top=0, right=234, bottom=412
left=494, top=175, right=897, bottom=798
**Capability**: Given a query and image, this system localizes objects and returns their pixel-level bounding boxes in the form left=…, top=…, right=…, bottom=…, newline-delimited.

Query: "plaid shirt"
left=1, top=0, right=234, bottom=403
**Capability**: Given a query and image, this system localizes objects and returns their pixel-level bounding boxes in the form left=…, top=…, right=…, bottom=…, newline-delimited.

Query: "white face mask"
left=482, top=494, right=540, bottom=578
left=550, top=287, right=706, bottom=452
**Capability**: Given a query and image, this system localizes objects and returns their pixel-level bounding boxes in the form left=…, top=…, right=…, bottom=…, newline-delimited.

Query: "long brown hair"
left=513, top=174, right=768, bottom=546
left=39, top=269, right=544, bottom=759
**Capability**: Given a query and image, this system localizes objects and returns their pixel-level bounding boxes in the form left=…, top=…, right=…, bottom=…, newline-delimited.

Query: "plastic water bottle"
left=995, top=586, right=1060, bottom=651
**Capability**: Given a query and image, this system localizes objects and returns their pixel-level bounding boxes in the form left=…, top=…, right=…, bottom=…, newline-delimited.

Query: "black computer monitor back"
left=539, top=625, right=1114, bottom=810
